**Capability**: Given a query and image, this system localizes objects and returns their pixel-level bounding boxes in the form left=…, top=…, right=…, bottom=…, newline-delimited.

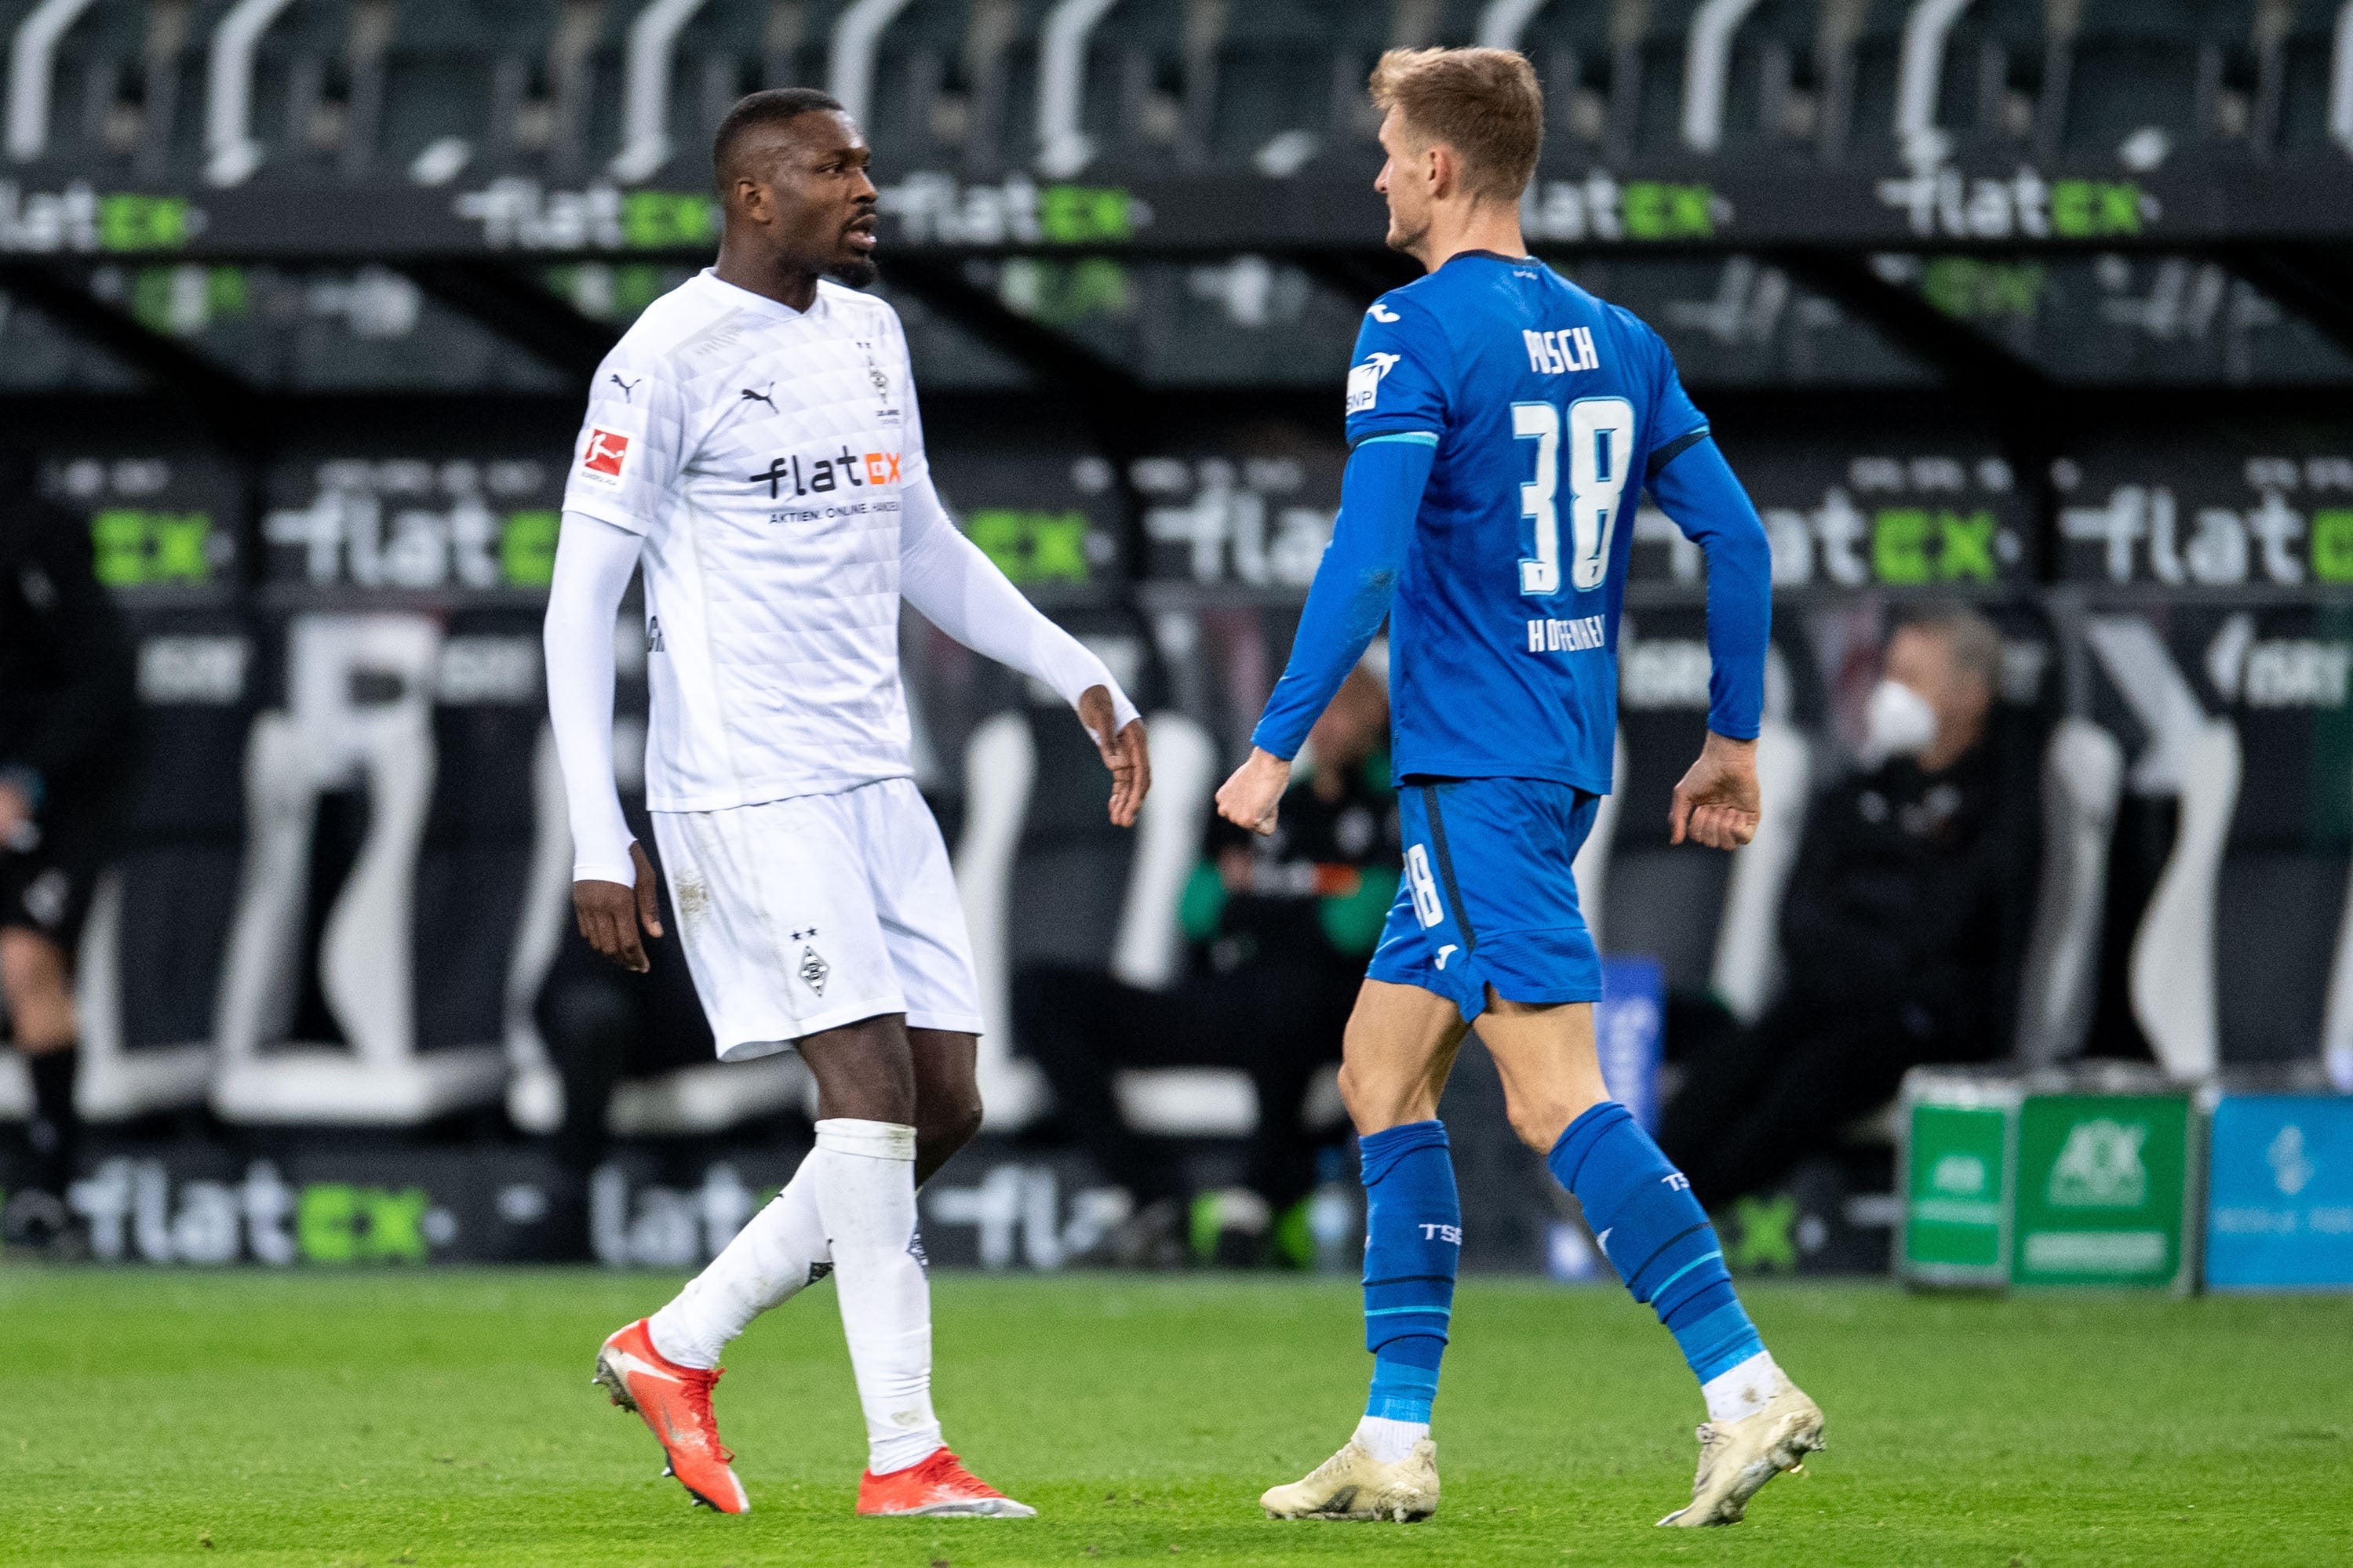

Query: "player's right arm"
left=545, top=344, right=687, bottom=970
left=1218, top=294, right=1447, bottom=836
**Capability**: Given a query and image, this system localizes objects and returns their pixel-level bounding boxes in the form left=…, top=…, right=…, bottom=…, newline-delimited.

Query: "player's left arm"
left=1646, top=413, right=1772, bottom=851
left=884, top=312, right=1147, bottom=824
left=897, top=475, right=1150, bottom=827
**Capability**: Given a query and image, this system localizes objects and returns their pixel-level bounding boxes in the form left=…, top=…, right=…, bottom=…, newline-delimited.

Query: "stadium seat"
left=1706, top=0, right=1839, bottom=164
left=2075, top=608, right=2353, bottom=1076
left=1503, top=0, right=1621, bottom=161
left=2010, top=715, right=2125, bottom=1067
left=858, top=0, right=993, bottom=174
left=224, top=0, right=384, bottom=185
left=1595, top=609, right=1813, bottom=1020
left=0, top=0, right=188, bottom=177
left=1824, top=0, right=1919, bottom=166
left=376, top=0, right=555, bottom=184
left=1201, top=0, right=1391, bottom=178
left=953, top=664, right=1235, bottom=1133
left=2267, top=0, right=2348, bottom=159
left=2052, top=0, right=2253, bottom=169
left=211, top=613, right=515, bottom=1123
left=71, top=607, right=259, bottom=1119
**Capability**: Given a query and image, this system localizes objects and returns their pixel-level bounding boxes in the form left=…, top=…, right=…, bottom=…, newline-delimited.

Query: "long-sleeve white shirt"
left=545, top=268, right=1136, bottom=886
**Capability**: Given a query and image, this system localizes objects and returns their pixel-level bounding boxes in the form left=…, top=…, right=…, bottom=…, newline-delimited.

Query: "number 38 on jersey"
left=1513, top=395, right=1634, bottom=598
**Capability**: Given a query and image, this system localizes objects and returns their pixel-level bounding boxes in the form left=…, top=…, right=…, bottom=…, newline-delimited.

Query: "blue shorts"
left=1367, top=777, right=1604, bottom=1022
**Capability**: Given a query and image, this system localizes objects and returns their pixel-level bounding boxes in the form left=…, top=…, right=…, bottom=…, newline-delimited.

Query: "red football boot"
left=856, top=1447, right=1037, bottom=1518
left=593, top=1319, right=750, bottom=1514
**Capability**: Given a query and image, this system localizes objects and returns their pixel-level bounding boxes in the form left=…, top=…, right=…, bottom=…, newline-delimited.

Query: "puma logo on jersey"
left=608, top=373, right=641, bottom=400
left=740, top=383, right=776, bottom=409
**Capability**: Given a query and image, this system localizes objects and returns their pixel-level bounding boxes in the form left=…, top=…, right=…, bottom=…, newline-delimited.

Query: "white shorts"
left=650, top=777, right=984, bottom=1061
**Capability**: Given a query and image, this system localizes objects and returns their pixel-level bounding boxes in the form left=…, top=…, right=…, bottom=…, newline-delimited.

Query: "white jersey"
left=563, top=269, right=927, bottom=812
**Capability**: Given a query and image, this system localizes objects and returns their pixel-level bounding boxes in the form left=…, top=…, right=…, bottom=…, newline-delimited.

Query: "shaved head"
left=709, top=89, right=880, bottom=302
left=714, top=88, right=847, bottom=189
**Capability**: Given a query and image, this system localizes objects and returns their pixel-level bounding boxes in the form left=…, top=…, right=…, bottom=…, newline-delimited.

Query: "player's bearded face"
left=757, top=114, right=881, bottom=287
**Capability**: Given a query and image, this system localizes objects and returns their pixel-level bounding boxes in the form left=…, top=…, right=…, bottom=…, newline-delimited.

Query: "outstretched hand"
left=1079, top=685, right=1151, bottom=828
left=1215, top=747, right=1291, bottom=837
left=574, top=840, right=665, bottom=972
left=1670, top=731, right=1761, bottom=850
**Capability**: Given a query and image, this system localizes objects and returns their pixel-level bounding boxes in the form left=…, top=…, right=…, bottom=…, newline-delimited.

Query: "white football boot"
left=1657, top=1370, right=1825, bottom=1526
left=1259, top=1439, right=1440, bottom=1522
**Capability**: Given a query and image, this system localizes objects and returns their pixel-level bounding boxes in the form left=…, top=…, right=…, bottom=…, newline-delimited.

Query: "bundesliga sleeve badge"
left=577, top=426, right=634, bottom=490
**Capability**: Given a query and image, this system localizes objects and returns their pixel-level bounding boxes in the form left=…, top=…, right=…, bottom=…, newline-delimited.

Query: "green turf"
left=1, top=1269, right=2347, bottom=1566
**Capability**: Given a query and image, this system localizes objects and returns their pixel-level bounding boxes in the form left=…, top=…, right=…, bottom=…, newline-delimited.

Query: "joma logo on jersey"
left=1523, top=327, right=1599, bottom=375
left=1526, top=614, right=1605, bottom=653
left=748, top=446, right=903, bottom=500
left=577, top=427, right=632, bottom=488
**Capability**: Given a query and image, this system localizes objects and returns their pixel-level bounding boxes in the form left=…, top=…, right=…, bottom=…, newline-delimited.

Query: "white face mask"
left=1861, top=678, right=1938, bottom=766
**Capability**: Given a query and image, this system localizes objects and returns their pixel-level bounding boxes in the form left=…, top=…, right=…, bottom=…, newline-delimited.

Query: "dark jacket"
left=1183, top=753, right=1403, bottom=973
left=1778, top=741, right=2038, bottom=1057
left=0, top=478, right=138, bottom=813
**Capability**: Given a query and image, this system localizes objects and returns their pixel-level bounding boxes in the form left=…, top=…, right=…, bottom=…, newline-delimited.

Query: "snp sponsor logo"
left=1525, top=613, right=1606, bottom=654
left=1346, top=351, right=1401, bottom=415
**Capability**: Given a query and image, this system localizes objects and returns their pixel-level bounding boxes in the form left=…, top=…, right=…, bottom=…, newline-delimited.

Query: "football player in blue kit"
left=1217, top=46, right=1824, bottom=1527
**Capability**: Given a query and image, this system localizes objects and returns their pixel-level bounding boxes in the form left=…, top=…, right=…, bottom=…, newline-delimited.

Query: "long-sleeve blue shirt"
left=1253, top=252, right=1772, bottom=794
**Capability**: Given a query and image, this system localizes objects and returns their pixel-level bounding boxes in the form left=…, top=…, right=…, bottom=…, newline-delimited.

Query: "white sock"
left=1701, top=1350, right=1781, bottom=1424
left=1352, top=1414, right=1428, bottom=1464
left=646, top=1155, right=835, bottom=1370
left=814, top=1118, right=943, bottom=1475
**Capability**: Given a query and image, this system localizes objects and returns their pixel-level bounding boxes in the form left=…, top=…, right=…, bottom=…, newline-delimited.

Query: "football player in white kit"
left=543, top=88, right=1150, bottom=1519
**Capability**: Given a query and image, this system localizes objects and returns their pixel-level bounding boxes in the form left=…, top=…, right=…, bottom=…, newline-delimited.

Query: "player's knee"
left=1503, top=1093, right=1577, bottom=1153
left=0, top=929, right=67, bottom=1008
left=920, top=1094, right=983, bottom=1155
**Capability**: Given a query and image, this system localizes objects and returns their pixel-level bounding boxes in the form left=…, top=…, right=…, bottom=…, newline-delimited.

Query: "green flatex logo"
left=2048, top=1119, right=2148, bottom=1208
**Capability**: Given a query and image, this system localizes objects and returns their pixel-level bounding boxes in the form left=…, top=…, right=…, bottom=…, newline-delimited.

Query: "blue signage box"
left=1596, top=957, right=1665, bottom=1133
left=2205, top=1095, right=2353, bottom=1291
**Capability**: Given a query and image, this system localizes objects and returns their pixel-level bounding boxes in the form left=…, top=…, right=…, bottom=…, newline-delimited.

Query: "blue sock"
left=1358, top=1120, right=1459, bottom=1425
left=1547, top=1102, right=1766, bottom=1388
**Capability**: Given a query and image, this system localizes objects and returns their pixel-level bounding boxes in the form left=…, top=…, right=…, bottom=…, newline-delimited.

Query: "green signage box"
left=1900, top=1070, right=2198, bottom=1293
left=2014, top=1093, right=2197, bottom=1290
left=1900, top=1071, right=2021, bottom=1288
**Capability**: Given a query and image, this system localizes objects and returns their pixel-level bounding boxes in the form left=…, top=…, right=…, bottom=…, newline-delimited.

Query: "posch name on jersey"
left=577, top=426, right=633, bottom=489
left=1523, top=327, right=1600, bottom=375
left=1526, top=614, right=1607, bottom=653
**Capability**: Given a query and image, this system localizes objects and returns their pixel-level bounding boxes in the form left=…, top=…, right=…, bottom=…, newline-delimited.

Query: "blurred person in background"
left=1018, top=661, right=1398, bottom=1268
left=0, top=451, right=137, bottom=1256
left=1659, top=604, right=2035, bottom=1211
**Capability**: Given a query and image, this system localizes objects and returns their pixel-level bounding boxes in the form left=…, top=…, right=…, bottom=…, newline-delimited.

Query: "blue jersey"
left=1344, top=251, right=1716, bottom=794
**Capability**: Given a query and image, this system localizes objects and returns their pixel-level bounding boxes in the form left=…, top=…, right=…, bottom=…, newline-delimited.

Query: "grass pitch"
left=1, top=1270, right=2347, bottom=1566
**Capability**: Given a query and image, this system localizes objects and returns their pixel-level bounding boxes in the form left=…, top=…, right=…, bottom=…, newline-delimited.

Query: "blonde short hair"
left=1369, top=46, right=1545, bottom=205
